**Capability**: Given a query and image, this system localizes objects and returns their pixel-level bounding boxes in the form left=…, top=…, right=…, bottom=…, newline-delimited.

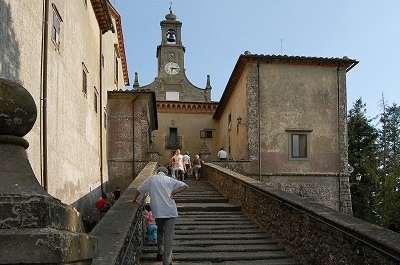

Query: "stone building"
left=107, top=90, right=158, bottom=191
left=213, top=54, right=358, bottom=213
left=0, top=0, right=131, bottom=219
left=136, top=9, right=219, bottom=165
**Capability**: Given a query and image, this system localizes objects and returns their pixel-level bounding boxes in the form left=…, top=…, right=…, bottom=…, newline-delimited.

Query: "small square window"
left=291, top=133, right=308, bottom=158
left=114, top=56, right=119, bottom=84
left=82, top=71, right=87, bottom=95
left=51, top=4, right=62, bottom=48
left=114, top=44, right=120, bottom=85
left=94, top=87, right=98, bottom=113
left=104, top=109, right=107, bottom=128
left=82, top=62, right=88, bottom=96
left=200, top=129, right=214, bottom=139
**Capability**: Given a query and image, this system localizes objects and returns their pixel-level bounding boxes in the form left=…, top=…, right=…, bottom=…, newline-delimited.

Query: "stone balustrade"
left=203, top=163, right=400, bottom=265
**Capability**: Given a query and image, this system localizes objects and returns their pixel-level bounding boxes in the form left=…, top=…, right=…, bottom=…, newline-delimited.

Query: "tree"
left=376, top=101, right=400, bottom=227
left=347, top=98, right=380, bottom=223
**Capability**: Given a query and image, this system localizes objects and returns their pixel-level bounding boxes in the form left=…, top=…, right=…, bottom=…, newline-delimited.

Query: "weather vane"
left=169, top=1, right=173, bottom=11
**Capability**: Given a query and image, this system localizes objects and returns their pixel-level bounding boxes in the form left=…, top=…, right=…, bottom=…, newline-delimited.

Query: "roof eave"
left=108, top=3, right=130, bottom=85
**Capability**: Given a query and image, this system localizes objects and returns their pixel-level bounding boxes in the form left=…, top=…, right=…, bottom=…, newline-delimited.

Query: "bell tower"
left=137, top=8, right=211, bottom=103
left=156, top=8, right=185, bottom=77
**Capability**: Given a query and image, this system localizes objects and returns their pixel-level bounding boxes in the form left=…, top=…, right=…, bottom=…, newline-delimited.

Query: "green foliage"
left=347, top=98, right=379, bottom=223
left=348, top=98, right=400, bottom=227
left=376, top=102, right=400, bottom=227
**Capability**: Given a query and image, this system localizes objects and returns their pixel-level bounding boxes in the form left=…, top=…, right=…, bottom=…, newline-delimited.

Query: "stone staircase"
left=139, top=179, right=300, bottom=265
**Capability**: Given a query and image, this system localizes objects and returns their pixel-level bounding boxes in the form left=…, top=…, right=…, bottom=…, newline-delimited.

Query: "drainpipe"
left=40, top=0, right=49, bottom=191
left=336, top=65, right=342, bottom=211
left=257, top=59, right=261, bottom=181
left=99, top=32, right=104, bottom=192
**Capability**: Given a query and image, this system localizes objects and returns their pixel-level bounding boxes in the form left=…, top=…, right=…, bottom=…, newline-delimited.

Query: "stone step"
left=139, top=179, right=299, bottom=264
left=174, top=197, right=228, bottom=203
left=142, top=243, right=283, bottom=253
left=141, top=259, right=300, bottom=265
left=140, top=250, right=296, bottom=263
left=177, top=203, right=241, bottom=212
left=175, top=226, right=266, bottom=234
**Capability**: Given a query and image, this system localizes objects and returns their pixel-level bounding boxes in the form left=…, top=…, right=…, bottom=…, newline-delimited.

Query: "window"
left=51, top=4, right=62, bottom=48
left=104, top=108, right=107, bottom=128
left=82, top=63, right=88, bottom=96
left=114, top=56, right=119, bottom=84
left=166, top=128, right=181, bottom=149
left=94, top=87, right=98, bottom=112
left=200, top=129, right=214, bottom=139
left=114, top=44, right=120, bottom=84
left=291, top=134, right=307, bottom=158
left=287, top=129, right=312, bottom=159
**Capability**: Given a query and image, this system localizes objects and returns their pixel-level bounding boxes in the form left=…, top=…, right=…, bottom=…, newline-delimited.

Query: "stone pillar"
left=0, top=78, right=97, bottom=264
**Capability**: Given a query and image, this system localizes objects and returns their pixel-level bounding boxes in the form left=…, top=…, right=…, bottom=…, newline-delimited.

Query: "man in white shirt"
left=129, top=167, right=188, bottom=265
left=217, top=147, right=228, bottom=160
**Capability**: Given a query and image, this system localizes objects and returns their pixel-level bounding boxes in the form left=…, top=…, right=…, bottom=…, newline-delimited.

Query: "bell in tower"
left=166, top=29, right=176, bottom=44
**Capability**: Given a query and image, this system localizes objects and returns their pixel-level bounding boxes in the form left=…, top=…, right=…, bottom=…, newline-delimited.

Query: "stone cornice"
left=157, top=101, right=218, bottom=114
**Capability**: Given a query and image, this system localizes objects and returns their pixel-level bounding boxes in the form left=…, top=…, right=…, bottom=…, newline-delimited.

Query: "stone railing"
left=91, top=162, right=157, bottom=265
left=203, top=163, right=400, bottom=265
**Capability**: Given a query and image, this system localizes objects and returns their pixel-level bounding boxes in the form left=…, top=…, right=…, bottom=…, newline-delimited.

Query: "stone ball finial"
left=0, top=78, right=37, bottom=137
left=165, top=9, right=177, bottom=21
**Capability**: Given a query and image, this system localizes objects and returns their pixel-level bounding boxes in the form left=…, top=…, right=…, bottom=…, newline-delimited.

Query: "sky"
left=113, top=1, right=399, bottom=121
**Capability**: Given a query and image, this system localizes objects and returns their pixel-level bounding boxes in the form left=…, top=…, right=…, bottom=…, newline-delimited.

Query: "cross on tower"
left=169, top=1, right=173, bottom=11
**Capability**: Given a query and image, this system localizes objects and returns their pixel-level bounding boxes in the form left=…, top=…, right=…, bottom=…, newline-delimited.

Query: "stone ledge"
left=0, top=194, right=85, bottom=232
left=0, top=228, right=97, bottom=264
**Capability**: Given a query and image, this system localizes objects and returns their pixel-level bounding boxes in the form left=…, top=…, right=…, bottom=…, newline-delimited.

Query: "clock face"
left=165, top=62, right=180, bottom=75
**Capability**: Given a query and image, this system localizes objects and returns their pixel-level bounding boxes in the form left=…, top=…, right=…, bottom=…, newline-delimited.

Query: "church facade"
left=134, top=9, right=358, bottom=213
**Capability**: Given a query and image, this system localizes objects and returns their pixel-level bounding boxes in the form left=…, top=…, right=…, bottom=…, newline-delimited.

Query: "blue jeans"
left=156, top=217, right=177, bottom=265
left=146, top=224, right=157, bottom=241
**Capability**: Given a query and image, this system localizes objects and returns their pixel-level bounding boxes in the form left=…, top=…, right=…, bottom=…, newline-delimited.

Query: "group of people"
left=95, top=187, right=122, bottom=216
left=169, top=148, right=204, bottom=181
left=96, top=147, right=228, bottom=265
